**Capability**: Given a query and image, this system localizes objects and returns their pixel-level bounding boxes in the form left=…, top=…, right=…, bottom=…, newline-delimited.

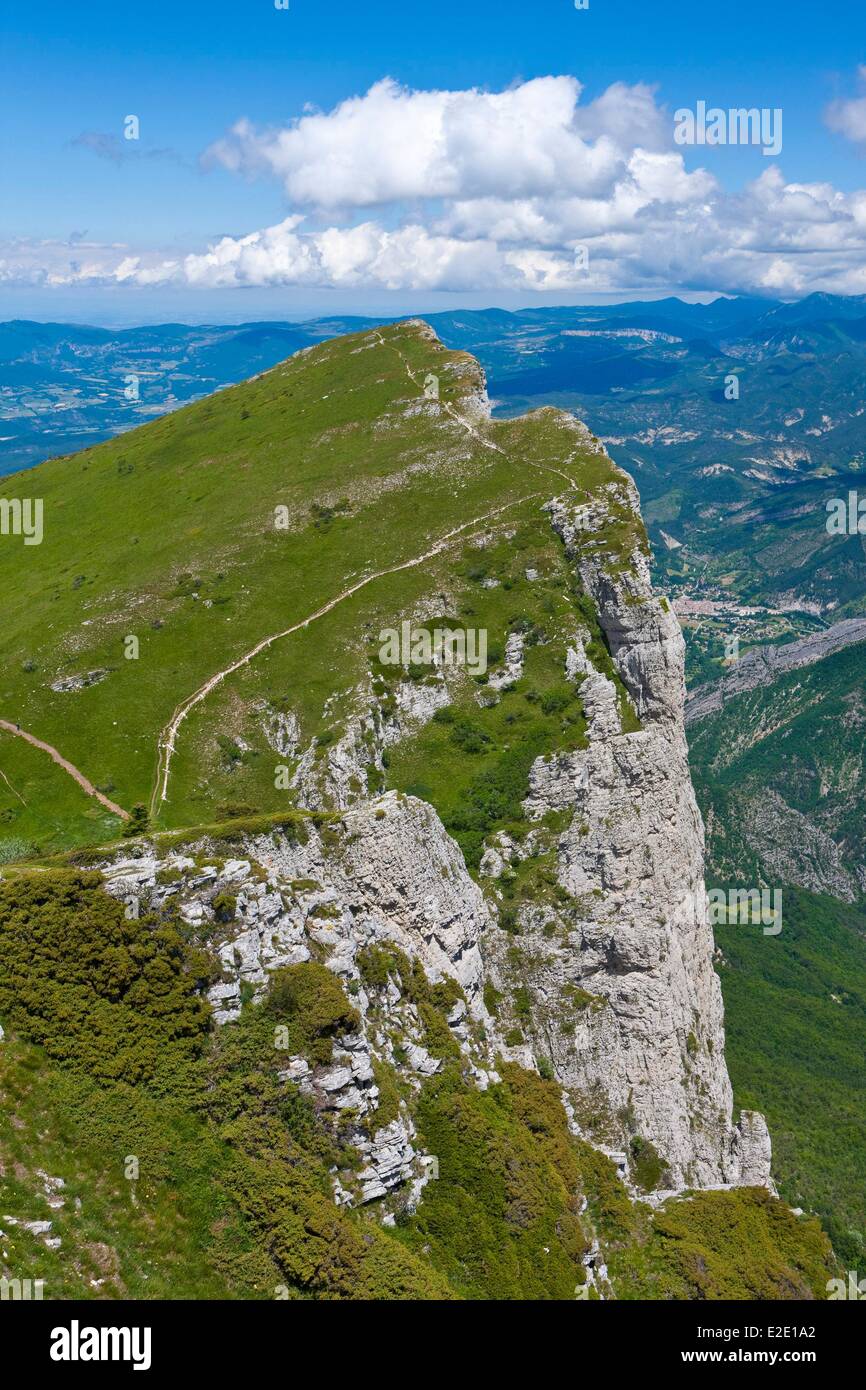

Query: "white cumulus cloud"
left=202, top=76, right=664, bottom=209
left=7, top=74, right=866, bottom=299
left=825, top=66, right=866, bottom=145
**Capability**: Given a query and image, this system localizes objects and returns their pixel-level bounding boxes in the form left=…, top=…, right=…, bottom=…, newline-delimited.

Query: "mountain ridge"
left=0, top=318, right=843, bottom=1300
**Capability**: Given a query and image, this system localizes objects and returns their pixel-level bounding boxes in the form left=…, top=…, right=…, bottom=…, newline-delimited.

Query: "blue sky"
left=2, top=0, right=865, bottom=323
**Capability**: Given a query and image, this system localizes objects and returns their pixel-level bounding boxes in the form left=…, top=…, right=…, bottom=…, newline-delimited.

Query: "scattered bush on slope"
left=610, top=1188, right=833, bottom=1301
left=0, top=870, right=213, bottom=1085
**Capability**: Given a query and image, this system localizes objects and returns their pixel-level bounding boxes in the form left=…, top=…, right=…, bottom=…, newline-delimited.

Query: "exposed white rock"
left=99, top=788, right=493, bottom=1214
left=485, top=488, right=774, bottom=1191
left=479, top=843, right=507, bottom=879
left=291, top=675, right=449, bottom=811
left=566, top=642, right=592, bottom=681
left=319, top=1065, right=354, bottom=1093
left=358, top=1121, right=417, bottom=1202
left=50, top=668, right=108, bottom=693
left=733, top=1110, right=776, bottom=1190
left=291, top=717, right=373, bottom=812
left=266, top=791, right=492, bottom=1009
left=3, top=1217, right=53, bottom=1237
left=222, top=858, right=251, bottom=880
left=387, top=678, right=451, bottom=735
left=261, top=707, right=301, bottom=758
left=488, top=631, right=525, bottom=692
left=579, top=671, right=621, bottom=742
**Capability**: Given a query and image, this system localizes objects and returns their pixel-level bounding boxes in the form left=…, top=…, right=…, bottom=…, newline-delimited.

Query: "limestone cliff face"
left=482, top=481, right=772, bottom=1189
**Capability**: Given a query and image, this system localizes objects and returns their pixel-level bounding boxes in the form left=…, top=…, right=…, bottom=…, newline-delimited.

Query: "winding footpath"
left=374, top=328, right=581, bottom=493
left=0, top=332, right=595, bottom=831
left=151, top=328, right=585, bottom=812
left=0, top=718, right=129, bottom=819
left=151, top=495, right=540, bottom=814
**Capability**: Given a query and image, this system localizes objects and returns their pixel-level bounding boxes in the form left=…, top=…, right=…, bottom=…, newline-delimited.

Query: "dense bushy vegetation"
left=357, top=942, right=463, bottom=1061
left=0, top=872, right=448, bottom=1299
left=444, top=727, right=552, bottom=871
left=0, top=871, right=213, bottom=1085
left=610, top=1188, right=832, bottom=1301
left=265, top=961, right=360, bottom=1066
left=401, top=1062, right=591, bottom=1299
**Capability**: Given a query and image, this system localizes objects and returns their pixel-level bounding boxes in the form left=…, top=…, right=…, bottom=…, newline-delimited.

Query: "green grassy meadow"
left=0, top=322, right=620, bottom=854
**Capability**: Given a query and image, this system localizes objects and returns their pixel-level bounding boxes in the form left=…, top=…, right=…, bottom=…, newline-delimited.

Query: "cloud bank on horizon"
left=6, top=73, right=866, bottom=300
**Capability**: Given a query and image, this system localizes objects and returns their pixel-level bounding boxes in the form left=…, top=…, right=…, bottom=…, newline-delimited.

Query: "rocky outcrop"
left=685, top=618, right=866, bottom=724
left=99, top=792, right=496, bottom=1213
left=482, top=483, right=772, bottom=1190
left=733, top=1110, right=775, bottom=1189
left=488, top=632, right=525, bottom=692
left=50, top=669, right=109, bottom=694
left=288, top=676, right=450, bottom=812
left=259, top=706, right=301, bottom=759
left=738, top=788, right=866, bottom=903
left=103, top=794, right=491, bottom=1023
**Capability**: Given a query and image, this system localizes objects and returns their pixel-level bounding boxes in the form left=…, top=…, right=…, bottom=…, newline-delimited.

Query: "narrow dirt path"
left=151, top=327, right=583, bottom=814
left=0, top=765, right=26, bottom=805
left=374, top=329, right=580, bottom=492
left=151, top=494, right=540, bottom=814
left=0, top=719, right=129, bottom=820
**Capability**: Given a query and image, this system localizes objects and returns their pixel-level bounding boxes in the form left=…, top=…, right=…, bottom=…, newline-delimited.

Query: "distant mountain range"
left=437, top=295, right=866, bottom=665
left=0, top=317, right=376, bottom=476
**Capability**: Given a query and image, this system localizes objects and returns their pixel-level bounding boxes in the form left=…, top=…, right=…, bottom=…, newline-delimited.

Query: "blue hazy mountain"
left=3, top=295, right=860, bottom=473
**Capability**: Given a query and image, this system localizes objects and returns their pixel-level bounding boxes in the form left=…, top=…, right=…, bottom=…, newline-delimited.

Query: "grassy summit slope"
left=0, top=321, right=622, bottom=853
